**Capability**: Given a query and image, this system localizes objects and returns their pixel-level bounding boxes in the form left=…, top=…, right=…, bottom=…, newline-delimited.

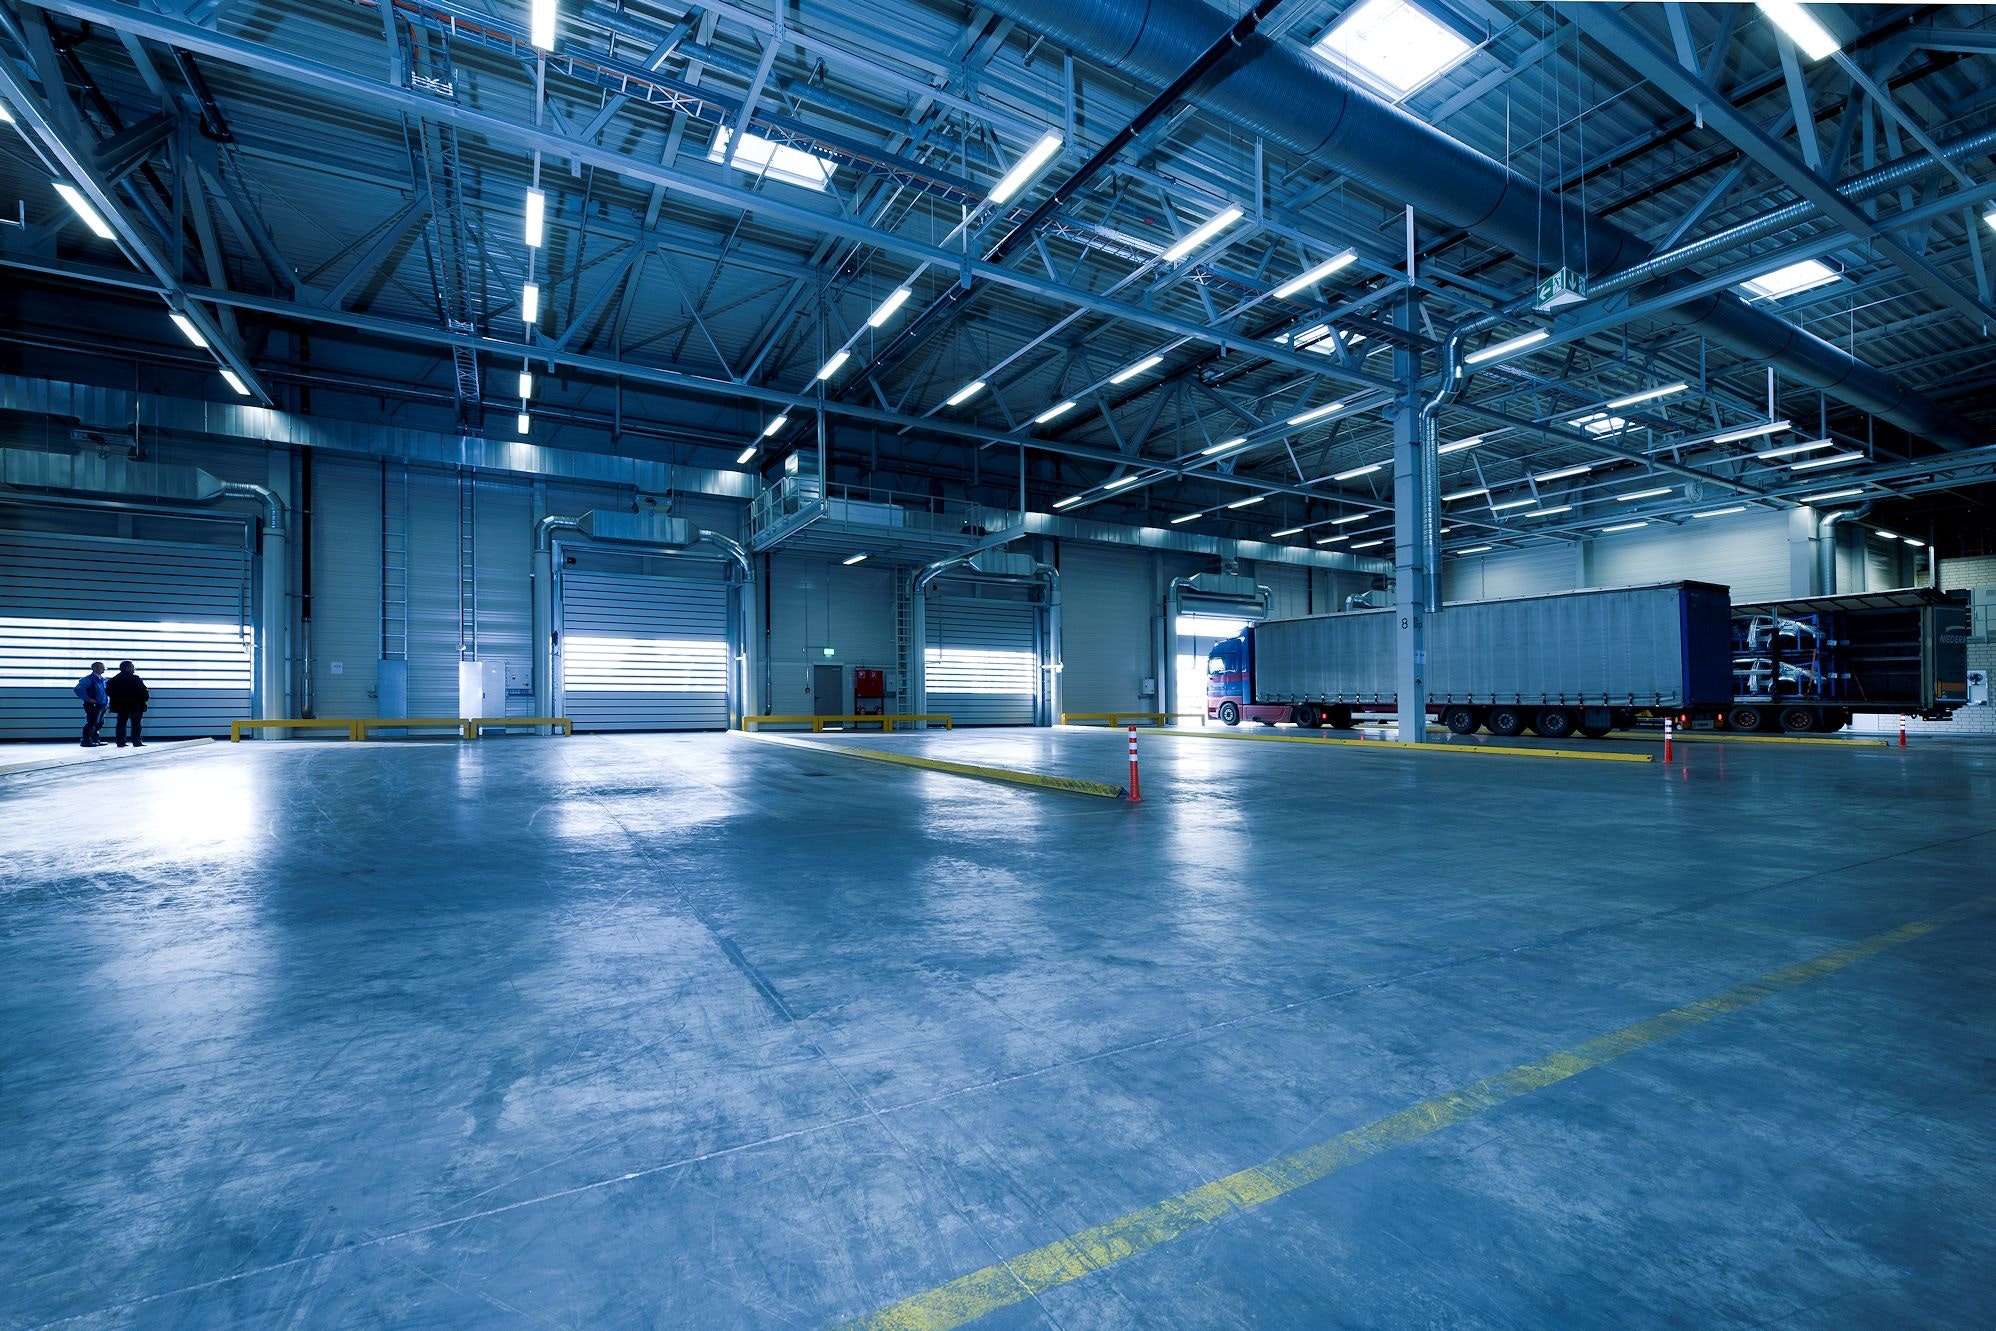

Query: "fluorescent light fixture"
left=517, top=412, right=531, bottom=435
left=1105, top=474, right=1144, bottom=490
left=1053, top=494, right=1086, bottom=509
left=1224, top=495, right=1265, bottom=509
left=1274, top=250, right=1358, bottom=299
left=1755, top=438, right=1834, bottom=459
left=1333, top=513, right=1371, bottom=524
left=709, top=128, right=837, bottom=191
left=1490, top=497, right=1537, bottom=511
left=735, top=446, right=756, bottom=465
left=866, top=287, right=912, bottom=328
left=0, top=99, right=13, bottom=124
left=53, top=182, right=115, bottom=240
left=1161, top=205, right=1245, bottom=264
left=169, top=313, right=208, bottom=349
left=220, top=369, right=250, bottom=396
left=1985, top=208, right=1996, bottom=235
left=842, top=553, right=869, bottom=565
left=1464, top=328, right=1548, bottom=365
left=1712, top=419, right=1792, bottom=444
left=524, top=189, right=545, bottom=247
left=1532, top=505, right=1573, bottom=517
left=1790, top=451, right=1865, bottom=471
left=1618, top=486, right=1673, bottom=501
left=1903, top=536, right=1926, bottom=547
left=530, top=0, right=557, bottom=50
left=1333, top=462, right=1383, bottom=481
left=1170, top=513, right=1203, bottom=524
left=988, top=131, right=1063, bottom=205
left=945, top=380, right=986, bottom=407
left=1271, top=526, right=1306, bottom=538
left=1202, top=436, right=1249, bottom=456
left=1437, top=436, right=1483, bottom=455
left=1740, top=259, right=1838, bottom=300
left=1443, top=487, right=1489, bottom=501
left=521, top=282, right=540, bottom=325
left=518, top=370, right=533, bottom=399
left=1315, top=534, right=1349, bottom=544
left=815, top=350, right=850, bottom=381
left=1109, top=354, right=1164, bottom=385
left=1454, top=545, right=1493, bottom=556
left=1033, top=400, right=1077, bottom=424
left=1603, top=382, right=1688, bottom=410
left=761, top=415, right=789, bottom=437
left=1873, top=529, right=1900, bottom=540
left=1694, top=506, right=1747, bottom=518
left=1757, top=1, right=1839, bottom=61
left=1439, top=527, right=1454, bottom=535
left=1351, top=538, right=1387, bottom=550
left=1286, top=401, right=1346, bottom=426
left=1310, top=0, right=1474, bottom=98
left=1800, top=487, right=1865, bottom=503
left=1600, top=521, right=1649, bottom=533
left=1534, top=463, right=1592, bottom=482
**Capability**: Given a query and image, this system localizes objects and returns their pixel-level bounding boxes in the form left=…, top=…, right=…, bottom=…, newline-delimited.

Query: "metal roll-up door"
left=559, top=569, right=731, bottom=730
left=925, top=596, right=1039, bottom=725
left=1059, top=545, right=1151, bottom=715
left=0, top=528, right=255, bottom=738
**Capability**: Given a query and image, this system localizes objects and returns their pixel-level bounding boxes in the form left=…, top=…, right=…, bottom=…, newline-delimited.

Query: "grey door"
left=812, top=663, right=844, bottom=716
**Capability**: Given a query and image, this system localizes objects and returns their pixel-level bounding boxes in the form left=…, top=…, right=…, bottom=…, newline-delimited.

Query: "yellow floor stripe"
left=1135, top=726, right=1652, bottom=764
left=750, top=734, right=1127, bottom=799
left=840, top=893, right=1993, bottom=1331
left=1605, top=729, right=1889, bottom=748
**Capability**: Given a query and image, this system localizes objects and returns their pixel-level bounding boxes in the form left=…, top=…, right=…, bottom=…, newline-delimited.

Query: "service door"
left=925, top=594, right=1040, bottom=726
left=558, top=568, right=731, bottom=731
left=0, top=527, right=256, bottom=739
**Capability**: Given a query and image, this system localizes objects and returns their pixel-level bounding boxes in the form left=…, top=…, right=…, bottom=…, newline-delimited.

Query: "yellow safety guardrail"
left=1060, top=711, right=1170, bottom=727
left=1136, top=726, right=1653, bottom=763
left=231, top=718, right=366, bottom=742
left=465, top=716, right=574, bottom=738
left=231, top=717, right=573, bottom=742
left=742, top=713, right=952, bottom=732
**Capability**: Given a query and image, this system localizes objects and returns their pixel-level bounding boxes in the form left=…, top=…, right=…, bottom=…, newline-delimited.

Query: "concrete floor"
left=3, top=728, right=1994, bottom=1329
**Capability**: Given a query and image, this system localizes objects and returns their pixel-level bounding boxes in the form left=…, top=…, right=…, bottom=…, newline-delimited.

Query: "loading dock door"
left=924, top=596, right=1039, bottom=726
left=0, top=528, right=255, bottom=739
left=558, top=569, right=731, bottom=731
left=1173, top=601, right=1266, bottom=720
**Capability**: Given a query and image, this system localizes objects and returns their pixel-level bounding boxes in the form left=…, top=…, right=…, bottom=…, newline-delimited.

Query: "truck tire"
left=1530, top=708, right=1577, bottom=739
left=1325, top=706, right=1356, bottom=730
left=1442, top=706, right=1480, bottom=735
left=1727, top=705, right=1770, bottom=732
left=1218, top=701, right=1241, bottom=727
left=1486, top=706, right=1525, bottom=737
left=1779, top=706, right=1818, bottom=733
left=1294, top=703, right=1324, bottom=729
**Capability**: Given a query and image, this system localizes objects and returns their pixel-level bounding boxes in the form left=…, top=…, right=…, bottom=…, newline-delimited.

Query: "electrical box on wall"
left=505, top=662, right=533, bottom=696
left=1140, top=677, right=1157, bottom=698
left=459, top=660, right=505, bottom=717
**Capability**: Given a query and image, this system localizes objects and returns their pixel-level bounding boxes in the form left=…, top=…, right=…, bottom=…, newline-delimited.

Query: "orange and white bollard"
left=1899, top=715, right=1908, bottom=748
left=1663, top=715, right=1674, bottom=764
left=1126, top=723, right=1143, bottom=803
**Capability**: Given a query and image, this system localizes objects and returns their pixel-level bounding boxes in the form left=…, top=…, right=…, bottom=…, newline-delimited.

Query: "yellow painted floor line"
left=1135, top=726, right=1652, bottom=764
left=838, top=893, right=1995, bottom=1331
left=749, top=733, right=1127, bottom=799
left=1605, top=729, right=1889, bottom=748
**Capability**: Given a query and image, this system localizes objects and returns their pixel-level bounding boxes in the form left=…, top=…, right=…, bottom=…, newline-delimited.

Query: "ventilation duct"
left=982, top=0, right=1979, bottom=450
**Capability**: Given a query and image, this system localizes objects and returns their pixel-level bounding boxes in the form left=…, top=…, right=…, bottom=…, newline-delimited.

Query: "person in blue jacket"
left=74, top=661, right=109, bottom=747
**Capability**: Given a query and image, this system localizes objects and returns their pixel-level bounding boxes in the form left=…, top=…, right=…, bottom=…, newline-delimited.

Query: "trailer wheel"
left=1779, top=706, right=1819, bottom=733
left=1486, top=706, right=1525, bottom=738
left=1217, top=701, right=1241, bottom=727
left=1294, top=704, right=1324, bottom=729
left=1325, top=706, right=1356, bottom=730
left=1442, top=706, right=1481, bottom=736
left=1530, top=708, right=1577, bottom=740
left=1727, top=705, right=1772, bottom=732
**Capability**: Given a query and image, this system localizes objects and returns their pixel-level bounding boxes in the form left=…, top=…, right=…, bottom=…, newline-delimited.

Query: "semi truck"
left=1720, top=588, right=1970, bottom=732
left=1204, top=581, right=1736, bottom=739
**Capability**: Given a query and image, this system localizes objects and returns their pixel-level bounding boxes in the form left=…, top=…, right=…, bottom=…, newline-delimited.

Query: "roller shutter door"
left=1059, top=545, right=1150, bottom=715
left=559, top=570, right=730, bottom=730
left=0, top=528, right=254, bottom=738
left=925, top=597, right=1039, bottom=725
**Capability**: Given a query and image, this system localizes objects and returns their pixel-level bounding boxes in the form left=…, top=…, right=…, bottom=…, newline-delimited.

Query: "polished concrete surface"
left=3, top=729, right=1994, bottom=1328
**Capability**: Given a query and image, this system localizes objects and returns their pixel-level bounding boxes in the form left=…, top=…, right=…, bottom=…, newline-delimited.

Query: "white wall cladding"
left=765, top=553, right=897, bottom=715
left=308, top=457, right=382, bottom=717
left=1443, top=544, right=1577, bottom=601
left=1257, top=563, right=1311, bottom=618
left=406, top=470, right=464, bottom=717
left=1059, top=543, right=1153, bottom=714
left=473, top=478, right=534, bottom=716
left=1590, top=510, right=1791, bottom=599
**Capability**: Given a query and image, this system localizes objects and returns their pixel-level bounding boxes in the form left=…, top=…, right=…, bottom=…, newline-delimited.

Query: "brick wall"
left=1851, top=557, right=1995, bottom=736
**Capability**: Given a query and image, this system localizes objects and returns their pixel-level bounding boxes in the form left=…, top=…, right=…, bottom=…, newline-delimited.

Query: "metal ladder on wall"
left=894, top=567, right=916, bottom=713
left=457, top=474, right=477, bottom=660
left=380, top=464, right=410, bottom=664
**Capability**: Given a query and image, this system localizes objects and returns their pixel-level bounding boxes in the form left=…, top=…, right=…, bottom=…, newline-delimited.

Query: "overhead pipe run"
left=982, top=0, right=1981, bottom=452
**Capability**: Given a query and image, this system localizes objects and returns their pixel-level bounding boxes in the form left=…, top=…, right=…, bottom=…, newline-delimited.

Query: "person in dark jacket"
left=74, top=661, right=108, bottom=747
left=106, top=660, right=150, bottom=748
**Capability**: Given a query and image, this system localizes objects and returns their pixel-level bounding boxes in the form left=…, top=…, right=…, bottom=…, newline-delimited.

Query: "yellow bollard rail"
left=742, top=713, right=953, bottom=733
left=1060, top=711, right=1171, bottom=727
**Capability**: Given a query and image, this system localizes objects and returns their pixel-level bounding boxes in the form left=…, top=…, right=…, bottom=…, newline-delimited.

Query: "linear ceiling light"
left=1532, top=505, right=1573, bottom=517
left=1442, top=487, right=1489, bottom=501
left=1437, top=436, right=1483, bottom=455
left=1271, top=526, right=1306, bottom=538
left=1170, top=512, right=1203, bottom=524
left=945, top=380, right=986, bottom=407
left=1694, top=506, right=1747, bottom=518
left=1600, top=521, right=1649, bottom=533
left=1033, top=400, right=1077, bottom=424
left=517, top=370, right=533, bottom=400
left=1985, top=207, right=1996, bottom=235
left=1202, top=436, right=1249, bottom=456
left=1224, top=495, right=1265, bottom=509
left=220, top=369, right=250, bottom=396
left=1756, top=1, right=1839, bottom=61
left=1104, top=473, right=1144, bottom=490
left=1351, top=538, right=1388, bottom=549
left=1273, top=249, right=1358, bottom=299
left=989, top=132, right=1063, bottom=205
left=1873, top=529, right=1900, bottom=540
left=169, top=313, right=208, bottom=349
left=1333, top=513, right=1371, bottom=524
left=1604, top=382, right=1689, bottom=410
left=1534, top=463, right=1593, bottom=483
left=865, top=287, right=913, bottom=328
left=1315, top=534, right=1349, bottom=544
left=1800, top=487, right=1865, bottom=503
left=1109, top=354, right=1164, bottom=384
left=1286, top=401, right=1346, bottom=427
left=1052, top=494, right=1086, bottom=509
left=1711, top=419, right=1792, bottom=444
left=842, top=553, right=869, bottom=565
left=1161, top=205, right=1245, bottom=264
left=1618, top=486, right=1673, bottom=501
left=1490, top=497, right=1537, bottom=511
left=1463, top=329, right=1548, bottom=365
left=735, top=446, right=756, bottom=465
left=524, top=188, right=545, bottom=248
left=530, top=0, right=557, bottom=50
left=1454, top=545, right=1493, bottom=555
left=1755, top=437, right=1834, bottom=459
left=1333, top=462, right=1383, bottom=481
left=1903, top=536, right=1926, bottom=547
left=815, top=350, right=850, bottom=381
left=521, top=282, right=540, bottom=325
left=761, top=414, right=789, bottom=437
left=1790, top=451, right=1865, bottom=471
left=517, top=412, right=532, bottom=435
left=52, top=182, right=115, bottom=240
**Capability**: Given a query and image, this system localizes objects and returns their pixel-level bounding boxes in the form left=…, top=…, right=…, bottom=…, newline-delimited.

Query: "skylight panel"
left=710, top=128, right=836, bottom=192
left=1739, top=259, right=1839, bottom=300
left=1310, top=0, right=1474, bottom=99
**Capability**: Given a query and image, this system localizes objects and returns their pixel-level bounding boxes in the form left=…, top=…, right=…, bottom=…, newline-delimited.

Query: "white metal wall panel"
left=0, top=528, right=254, bottom=738
left=309, top=457, right=382, bottom=717
left=925, top=595, right=1038, bottom=725
left=1257, top=563, right=1311, bottom=618
left=766, top=554, right=897, bottom=714
left=559, top=570, right=731, bottom=730
left=1059, top=544, right=1151, bottom=715
left=1443, top=545, right=1577, bottom=601
left=1590, top=510, right=1788, bottom=599
left=406, top=469, right=462, bottom=716
left=473, top=478, right=533, bottom=716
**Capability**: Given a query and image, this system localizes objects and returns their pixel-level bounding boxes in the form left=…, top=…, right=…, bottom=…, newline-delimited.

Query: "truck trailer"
left=1721, top=588, right=1970, bottom=733
left=1205, top=581, right=1736, bottom=739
